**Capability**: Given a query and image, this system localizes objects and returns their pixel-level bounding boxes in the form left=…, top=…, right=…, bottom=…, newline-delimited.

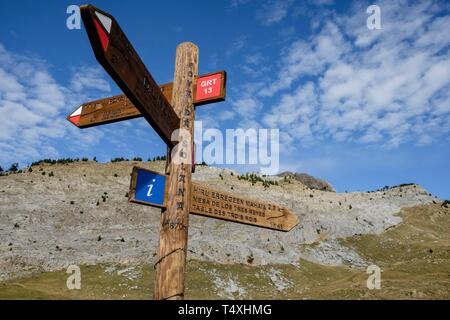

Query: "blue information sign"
left=134, top=168, right=166, bottom=206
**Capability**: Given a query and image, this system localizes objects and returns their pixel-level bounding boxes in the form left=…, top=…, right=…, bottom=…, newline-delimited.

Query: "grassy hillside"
left=1, top=202, right=448, bottom=299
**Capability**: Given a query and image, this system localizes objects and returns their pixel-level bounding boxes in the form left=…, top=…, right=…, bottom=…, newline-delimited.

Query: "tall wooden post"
left=154, top=42, right=199, bottom=300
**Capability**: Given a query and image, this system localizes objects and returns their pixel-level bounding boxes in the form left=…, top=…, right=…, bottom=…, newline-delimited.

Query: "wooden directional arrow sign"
left=67, top=71, right=226, bottom=129
left=80, top=4, right=179, bottom=147
left=68, top=94, right=140, bottom=128
left=67, top=83, right=172, bottom=128
left=128, top=167, right=299, bottom=232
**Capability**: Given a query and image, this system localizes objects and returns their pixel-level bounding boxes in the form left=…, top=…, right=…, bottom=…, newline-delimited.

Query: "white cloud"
left=245, top=53, right=264, bottom=65
left=279, top=26, right=296, bottom=40
left=230, top=0, right=251, bottom=8
left=0, top=43, right=111, bottom=167
left=218, top=110, right=235, bottom=121
left=226, top=35, right=248, bottom=57
left=232, top=97, right=263, bottom=119
left=260, top=21, right=350, bottom=96
left=0, top=68, right=26, bottom=101
left=257, top=0, right=294, bottom=26
left=259, top=0, right=450, bottom=149
left=70, top=66, right=111, bottom=92
left=311, top=0, right=334, bottom=5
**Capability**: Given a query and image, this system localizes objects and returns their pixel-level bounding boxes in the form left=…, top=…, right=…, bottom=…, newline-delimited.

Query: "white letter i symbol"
left=147, top=179, right=156, bottom=197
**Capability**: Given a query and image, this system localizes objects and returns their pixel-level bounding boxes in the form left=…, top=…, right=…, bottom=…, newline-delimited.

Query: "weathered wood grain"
left=154, top=42, right=198, bottom=300
left=190, top=182, right=299, bottom=232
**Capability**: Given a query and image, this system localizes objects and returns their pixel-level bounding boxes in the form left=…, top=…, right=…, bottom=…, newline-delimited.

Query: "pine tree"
left=8, top=163, right=19, bottom=173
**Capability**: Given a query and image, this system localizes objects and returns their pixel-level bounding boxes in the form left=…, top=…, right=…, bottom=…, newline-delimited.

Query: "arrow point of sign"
left=68, top=115, right=81, bottom=126
left=281, top=206, right=299, bottom=232
left=95, top=11, right=112, bottom=33
left=80, top=5, right=111, bottom=53
left=67, top=106, right=83, bottom=126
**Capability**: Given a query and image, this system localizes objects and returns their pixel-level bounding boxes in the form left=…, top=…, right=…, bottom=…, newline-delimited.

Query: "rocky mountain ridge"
left=0, top=161, right=438, bottom=279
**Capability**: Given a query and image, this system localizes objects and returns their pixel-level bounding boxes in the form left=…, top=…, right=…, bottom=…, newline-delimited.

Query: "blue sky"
left=0, top=0, right=449, bottom=198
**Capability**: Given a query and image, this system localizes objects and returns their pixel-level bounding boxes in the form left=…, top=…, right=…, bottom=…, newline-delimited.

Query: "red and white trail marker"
left=93, top=13, right=111, bottom=52
left=68, top=106, right=83, bottom=126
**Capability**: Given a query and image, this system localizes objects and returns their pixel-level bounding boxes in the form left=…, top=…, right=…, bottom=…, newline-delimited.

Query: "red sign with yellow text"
left=195, top=71, right=226, bottom=105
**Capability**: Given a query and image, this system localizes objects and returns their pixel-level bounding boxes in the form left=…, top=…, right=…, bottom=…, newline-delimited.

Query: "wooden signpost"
left=129, top=167, right=299, bottom=232
left=72, top=4, right=299, bottom=300
left=67, top=71, right=226, bottom=128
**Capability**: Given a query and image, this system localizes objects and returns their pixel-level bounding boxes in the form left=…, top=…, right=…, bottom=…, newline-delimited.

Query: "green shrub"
left=237, top=172, right=278, bottom=189
left=31, top=158, right=82, bottom=166
left=150, top=155, right=167, bottom=162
